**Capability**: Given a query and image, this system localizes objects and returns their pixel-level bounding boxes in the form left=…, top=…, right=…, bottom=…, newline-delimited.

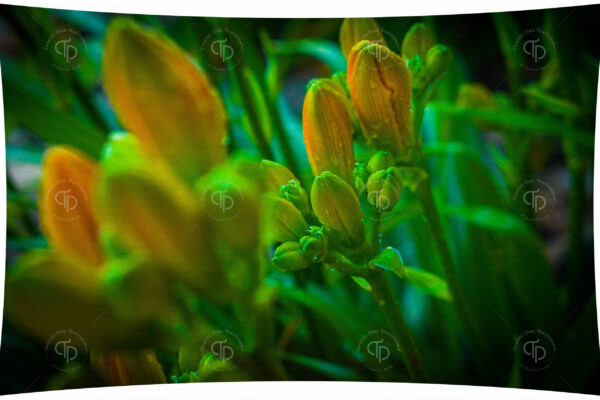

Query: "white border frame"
left=0, top=1, right=599, bottom=399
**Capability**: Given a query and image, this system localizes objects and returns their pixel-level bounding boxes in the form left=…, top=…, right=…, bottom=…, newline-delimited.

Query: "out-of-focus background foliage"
left=1, top=4, right=599, bottom=395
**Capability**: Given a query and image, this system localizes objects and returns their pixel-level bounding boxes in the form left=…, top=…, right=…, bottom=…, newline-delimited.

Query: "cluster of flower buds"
left=401, top=23, right=453, bottom=90
left=357, top=151, right=404, bottom=213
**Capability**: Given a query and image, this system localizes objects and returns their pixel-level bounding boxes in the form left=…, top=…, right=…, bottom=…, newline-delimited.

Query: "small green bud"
left=311, top=172, right=365, bottom=245
left=272, top=241, right=310, bottom=271
left=299, top=227, right=329, bottom=262
left=353, top=164, right=369, bottom=192
left=280, top=180, right=310, bottom=217
left=425, top=44, right=452, bottom=83
left=367, top=151, right=395, bottom=173
left=261, top=193, right=309, bottom=244
left=401, top=23, right=436, bottom=60
left=366, top=167, right=403, bottom=212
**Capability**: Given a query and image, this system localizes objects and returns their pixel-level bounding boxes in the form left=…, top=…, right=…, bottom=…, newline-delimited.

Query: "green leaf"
left=351, top=276, right=372, bottom=292
left=430, top=102, right=594, bottom=146
left=404, top=266, right=452, bottom=301
left=3, top=80, right=106, bottom=158
left=268, top=39, right=347, bottom=73
left=370, top=247, right=405, bottom=278
left=395, top=166, right=428, bottom=192
left=441, top=205, right=536, bottom=239
left=278, top=351, right=358, bottom=380
left=522, top=85, right=581, bottom=118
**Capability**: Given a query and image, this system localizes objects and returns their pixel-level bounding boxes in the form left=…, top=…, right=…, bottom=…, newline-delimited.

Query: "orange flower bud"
left=39, top=147, right=103, bottom=265
left=102, top=19, right=228, bottom=182
left=347, top=41, right=414, bottom=162
left=339, top=18, right=385, bottom=60
left=302, top=79, right=355, bottom=184
left=91, top=349, right=166, bottom=385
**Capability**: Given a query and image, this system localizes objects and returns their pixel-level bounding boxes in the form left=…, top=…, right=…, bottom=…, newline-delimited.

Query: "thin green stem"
left=367, top=268, right=427, bottom=382
left=412, top=92, right=495, bottom=381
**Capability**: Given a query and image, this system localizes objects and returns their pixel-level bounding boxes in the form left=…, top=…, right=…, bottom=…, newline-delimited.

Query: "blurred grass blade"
left=268, top=39, right=347, bottom=72
left=404, top=266, right=452, bottom=301
left=3, top=80, right=106, bottom=158
left=430, top=102, right=594, bottom=146
left=441, top=205, right=536, bottom=239
left=278, top=351, right=358, bottom=380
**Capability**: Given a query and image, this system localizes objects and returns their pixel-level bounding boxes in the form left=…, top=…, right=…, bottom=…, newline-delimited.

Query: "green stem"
left=412, top=90, right=495, bottom=381
left=367, top=268, right=427, bottom=382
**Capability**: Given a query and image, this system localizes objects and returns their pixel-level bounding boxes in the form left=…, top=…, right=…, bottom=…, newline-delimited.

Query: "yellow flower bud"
left=6, top=251, right=161, bottom=348
left=457, top=83, right=497, bottom=110
left=425, top=45, right=453, bottom=81
left=272, top=241, right=311, bottom=271
left=303, top=79, right=356, bottom=184
left=401, top=23, right=436, bottom=60
left=347, top=41, right=414, bottom=162
left=339, top=18, right=385, bottom=60
left=39, top=147, right=103, bottom=265
left=367, top=151, right=395, bottom=173
left=102, top=19, right=228, bottom=182
left=91, top=349, right=166, bottom=385
left=311, top=172, right=364, bottom=245
left=100, top=170, right=229, bottom=300
left=366, top=167, right=403, bottom=212
left=260, top=160, right=297, bottom=193
left=261, top=193, right=309, bottom=244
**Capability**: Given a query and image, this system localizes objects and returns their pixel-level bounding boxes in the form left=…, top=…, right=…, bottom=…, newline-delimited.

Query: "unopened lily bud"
left=280, top=180, right=310, bottom=217
left=91, top=349, right=166, bottom=385
left=272, top=241, right=311, bottom=271
left=457, top=83, right=497, bottom=110
left=262, top=193, right=309, bottom=243
left=425, top=45, right=452, bottom=83
left=367, top=151, right=395, bottom=173
left=311, top=172, right=364, bottom=245
left=457, top=83, right=498, bottom=131
left=367, top=167, right=403, bottom=212
left=103, top=19, right=227, bottom=182
left=303, top=79, right=355, bottom=184
left=299, top=227, right=328, bottom=262
left=339, top=18, right=386, bottom=60
left=347, top=41, right=413, bottom=162
left=401, top=23, right=436, bottom=60
left=353, top=164, right=369, bottom=192
left=39, top=147, right=103, bottom=266
left=260, top=160, right=298, bottom=193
